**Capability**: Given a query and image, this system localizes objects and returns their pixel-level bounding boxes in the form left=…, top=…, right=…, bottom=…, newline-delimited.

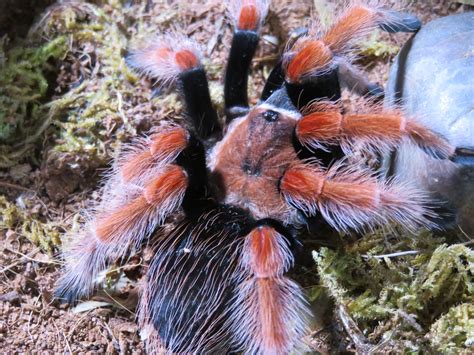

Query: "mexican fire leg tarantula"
left=56, top=1, right=454, bottom=353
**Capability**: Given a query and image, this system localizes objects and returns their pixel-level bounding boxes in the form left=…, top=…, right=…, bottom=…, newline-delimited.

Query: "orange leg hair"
left=96, top=165, right=188, bottom=243
left=296, top=105, right=454, bottom=157
left=280, top=162, right=434, bottom=233
left=284, top=4, right=403, bottom=83
left=56, top=125, right=190, bottom=304
left=119, top=126, right=189, bottom=183
left=228, top=0, right=269, bottom=32
left=126, top=33, right=202, bottom=85
left=229, top=226, right=309, bottom=354
left=238, top=1, right=259, bottom=31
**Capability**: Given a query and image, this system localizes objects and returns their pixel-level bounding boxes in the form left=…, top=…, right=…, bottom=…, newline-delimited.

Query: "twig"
left=5, top=247, right=61, bottom=265
left=337, top=305, right=374, bottom=355
left=0, top=248, right=42, bottom=273
left=53, top=318, right=73, bottom=354
left=207, top=16, right=224, bottom=55
left=102, top=289, right=136, bottom=316
left=253, top=54, right=279, bottom=64
left=0, top=181, right=36, bottom=192
left=458, top=226, right=473, bottom=242
left=0, top=260, right=22, bottom=274
left=362, top=250, right=419, bottom=259
left=107, top=262, right=143, bottom=273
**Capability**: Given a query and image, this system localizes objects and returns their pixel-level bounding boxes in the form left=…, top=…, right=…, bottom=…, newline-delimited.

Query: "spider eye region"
left=262, top=110, right=279, bottom=122
left=242, top=158, right=261, bottom=176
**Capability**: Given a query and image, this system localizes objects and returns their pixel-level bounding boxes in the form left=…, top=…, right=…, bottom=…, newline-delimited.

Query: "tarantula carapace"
left=56, top=1, right=454, bottom=353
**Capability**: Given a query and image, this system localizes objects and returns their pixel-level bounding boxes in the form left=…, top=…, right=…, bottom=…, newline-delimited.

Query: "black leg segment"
left=143, top=205, right=252, bottom=353
left=285, top=68, right=342, bottom=110
left=179, top=68, right=220, bottom=139
left=379, top=11, right=422, bottom=33
left=225, top=30, right=259, bottom=122
left=260, top=60, right=286, bottom=101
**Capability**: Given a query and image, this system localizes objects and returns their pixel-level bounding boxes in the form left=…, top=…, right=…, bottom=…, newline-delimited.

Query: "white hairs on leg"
left=228, top=226, right=310, bottom=354
left=127, top=32, right=202, bottom=86
left=226, top=0, right=270, bottom=32
left=281, top=161, right=436, bottom=234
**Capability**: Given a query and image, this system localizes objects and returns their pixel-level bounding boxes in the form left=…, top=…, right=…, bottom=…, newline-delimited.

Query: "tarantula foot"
left=379, top=10, right=422, bottom=33
left=366, top=83, right=384, bottom=99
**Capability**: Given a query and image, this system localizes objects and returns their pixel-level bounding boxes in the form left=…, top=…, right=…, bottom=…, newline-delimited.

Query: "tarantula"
left=56, top=1, right=454, bottom=353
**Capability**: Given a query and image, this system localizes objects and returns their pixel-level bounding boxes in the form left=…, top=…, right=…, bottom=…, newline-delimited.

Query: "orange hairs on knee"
left=296, top=101, right=454, bottom=157
left=96, top=165, right=188, bottom=243
left=280, top=162, right=435, bottom=233
left=228, top=0, right=270, bottom=32
left=229, top=226, right=309, bottom=354
left=120, top=127, right=188, bottom=183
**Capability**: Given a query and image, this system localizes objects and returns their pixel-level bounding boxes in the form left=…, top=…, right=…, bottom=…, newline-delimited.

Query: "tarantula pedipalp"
left=56, top=1, right=454, bottom=353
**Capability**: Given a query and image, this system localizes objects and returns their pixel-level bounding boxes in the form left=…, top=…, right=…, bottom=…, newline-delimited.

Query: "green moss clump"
left=358, top=31, right=400, bottom=58
left=0, top=0, right=186, bottom=171
left=0, top=196, right=62, bottom=253
left=428, top=303, right=474, bottom=353
left=0, top=36, right=68, bottom=166
left=312, top=228, right=474, bottom=352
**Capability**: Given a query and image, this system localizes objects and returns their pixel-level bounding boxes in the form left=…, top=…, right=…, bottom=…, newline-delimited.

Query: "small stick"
left=362, top=250, right=419, bottom=259
left=0, top=181, right=36, bottom=192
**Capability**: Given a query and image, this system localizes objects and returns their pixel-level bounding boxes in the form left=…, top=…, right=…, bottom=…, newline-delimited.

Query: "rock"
left=0, top=291, right=21, bottom=306
left=44, top=170, right=80, bottom=202
left=385, top=12, right=474, bottom=237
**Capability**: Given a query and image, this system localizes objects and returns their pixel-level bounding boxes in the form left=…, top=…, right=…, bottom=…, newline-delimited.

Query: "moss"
left=312, top=228, right=474, bottom=352
left=0, top=0, right=185, bottom=170
left=0, top=196, right=62, bottom=253
left=0, top=36, right=68, bottom=166
left=358, top=30, right=400, bottom=58
left=428, top=303, right=474, bottom=353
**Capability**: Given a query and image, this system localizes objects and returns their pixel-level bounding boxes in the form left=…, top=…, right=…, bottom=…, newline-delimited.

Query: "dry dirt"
left=0, top=0, right=470, bottom=353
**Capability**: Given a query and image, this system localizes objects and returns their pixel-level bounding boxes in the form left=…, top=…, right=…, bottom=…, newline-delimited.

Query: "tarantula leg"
left=337, top=59, right=384, bottom=98
left=260, top=28, right=309, bottom=101
left=95, top=165, right=188, bottom=242
left=378, top=10, right=421, bottom=33
left=139, top=206, right=251, bottom=353
left=179, top=67, right=220, bottom=138
left=286, top=69, right=342, bottom=109
left=262, top=7, right=419, bottom=103
left=280, top=161, right=435, bottom=233
left=127, top=35, right=219, bottom=138
left=296, top=100, right=454, bottom=158
left=225, top=0, right=269, bottom=121
left=118, top=125, right=189, bottom=183
left=262, top=61, right=343, bottom=109
left=55, top=126, right=210, bottom=304
left=54, top=231, right=106, bottom=304
left=55, top=165, right=189, bottom=303
left=116, top=126, right=208, bottom=205
left=229, top=222, right=309, bottom=354
left=281, top=4, right=421, bottom=108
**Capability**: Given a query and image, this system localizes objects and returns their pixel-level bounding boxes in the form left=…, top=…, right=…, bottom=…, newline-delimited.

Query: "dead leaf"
left=71, top=300, right=112, bottom=314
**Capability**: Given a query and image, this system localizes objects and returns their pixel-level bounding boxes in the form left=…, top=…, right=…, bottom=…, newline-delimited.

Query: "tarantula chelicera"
left=56, top=1, right=454, bottom=353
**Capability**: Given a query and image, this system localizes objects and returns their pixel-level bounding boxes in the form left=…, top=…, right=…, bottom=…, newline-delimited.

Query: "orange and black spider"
left=55, top=1, right=454, bottom=353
